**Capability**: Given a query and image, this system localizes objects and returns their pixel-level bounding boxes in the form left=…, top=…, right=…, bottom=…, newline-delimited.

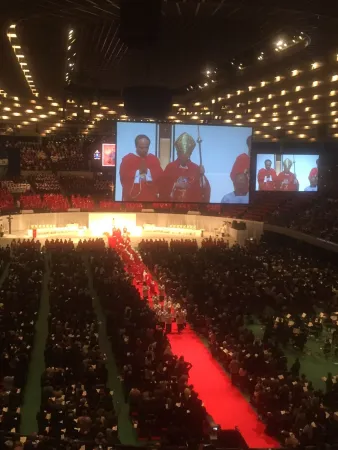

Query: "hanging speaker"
left=123, top=85, right=172, bottom=118
left=316, top=123, right=328, bottom=140
left=276, top=128, right=286, bottom=140
left=120, top=0, right=161, bottom=48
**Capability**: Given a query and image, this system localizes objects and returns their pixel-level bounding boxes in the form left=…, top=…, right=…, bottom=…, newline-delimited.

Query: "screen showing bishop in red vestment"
left=255, top=153, right=319, bottom=192
left=115, top=122, right=252, bottom=203
left=158, top=132, right=211, bottom=202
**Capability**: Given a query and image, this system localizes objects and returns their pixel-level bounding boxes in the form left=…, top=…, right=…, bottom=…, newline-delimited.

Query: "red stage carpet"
left=109, top=236, right=279, bottom=448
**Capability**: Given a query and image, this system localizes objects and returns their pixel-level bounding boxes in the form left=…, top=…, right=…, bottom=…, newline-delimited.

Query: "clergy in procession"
left=159, top=132, right=211, bottom=202
left=119, top=134, right=163, bottom=201
left=277, top=158, right=299, bottom=191
left=257, top=159, right=277, bottom=191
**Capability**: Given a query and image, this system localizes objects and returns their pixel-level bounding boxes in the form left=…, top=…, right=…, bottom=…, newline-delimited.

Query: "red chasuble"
left=257, top=168, right=278, bottom=191
left=119, top=153, right=163, bottom=201
left=277, top=171, right=299, bottom=191
left=159, top=159, right=211, bottom=202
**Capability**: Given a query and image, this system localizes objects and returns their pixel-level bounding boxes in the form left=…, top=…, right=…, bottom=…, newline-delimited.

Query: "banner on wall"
left=102, top=144, right=116, bottom=167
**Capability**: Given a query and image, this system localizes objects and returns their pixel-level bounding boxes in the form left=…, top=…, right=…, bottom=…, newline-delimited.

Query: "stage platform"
left=0, top=211, right=263, bottom=247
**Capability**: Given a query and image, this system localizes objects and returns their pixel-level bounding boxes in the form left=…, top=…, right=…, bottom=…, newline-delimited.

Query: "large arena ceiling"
left=1, top=0, right=338, bottom=138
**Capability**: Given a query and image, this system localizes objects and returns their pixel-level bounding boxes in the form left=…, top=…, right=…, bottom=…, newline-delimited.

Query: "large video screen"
left=255, top=153, right=319, bottom=192
left=115, top=122, right=252, bottom=203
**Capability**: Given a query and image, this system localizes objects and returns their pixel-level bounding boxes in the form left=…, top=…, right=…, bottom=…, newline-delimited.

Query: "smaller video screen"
left=255, top=153, right=319, bottom=192
left=102, top=143, right=116, bottom=167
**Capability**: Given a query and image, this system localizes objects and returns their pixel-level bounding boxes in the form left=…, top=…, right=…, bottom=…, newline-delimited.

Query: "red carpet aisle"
left=168, top=327, right=279, bottom=448
left=108, top=236, right=279, bottom=449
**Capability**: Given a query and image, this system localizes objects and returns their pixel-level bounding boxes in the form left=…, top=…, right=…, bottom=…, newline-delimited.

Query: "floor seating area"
left=0, top=241, right=43, bottom=434
left=139, top=237, right=338, bottom=448
left=38, top=247, right=118, bottom=443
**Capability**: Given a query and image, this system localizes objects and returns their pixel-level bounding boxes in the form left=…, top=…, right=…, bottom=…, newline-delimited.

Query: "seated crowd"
left=288, top=197, right=338, bottom=244
left=0, top=245, right=10, bottom=276
left=139, top=236, right=338, bottom=447
left=0, top=188, right=14, bottom=211
left=20, top=143, right=51, bottom=171
left=48, top=137, right=88, bottom=171
left=20, top=194, right=70, bottom=211
left=1, top=180, right=31, bottom=195
left=0, top=240, right=43, bottom=434
left=60, top=176, right=113, bottom=197
left=38, top=247, right=118, bottom=445
left=91, top=246, right=207, bottom=444
left=29, top=174, right=61, bottom=193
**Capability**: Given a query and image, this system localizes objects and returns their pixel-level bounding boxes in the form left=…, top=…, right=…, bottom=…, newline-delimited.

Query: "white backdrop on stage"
left=88, top=213, right=142, bottom=236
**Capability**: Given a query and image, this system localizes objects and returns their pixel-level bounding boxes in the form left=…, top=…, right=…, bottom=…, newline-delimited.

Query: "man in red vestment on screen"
left=309, top=159, right=319, bottom=180
left=257, top=159, right=277, bottom=191
left=119, top=135, right=163, bottom=201
left=159, top=132, right=210, bottom=202
left=277, top=158, right=299, bottom=191
left=221, top=153, right=250, bottom=203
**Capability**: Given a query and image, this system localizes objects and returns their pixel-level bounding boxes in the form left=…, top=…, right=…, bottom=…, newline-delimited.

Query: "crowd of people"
left=29, top=174, right=61, bottom=193
left=0, top=240, right=43, bottom=435
left=139, top=236, right=338, bottom=447
left=288, top=198, right=338, bottom=244
left=20, top=143, right=51, bottom=171
left=0, top=188, right=14, bottom=211
left=19, top=194, right=70, bottom=211
left=60, top=177, right=113, bottom=196
left=48, top=137, right=88, bottom=171
left=38, top=246, right=118, bottom=445
left=91, top=243, right=207, bottom=444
